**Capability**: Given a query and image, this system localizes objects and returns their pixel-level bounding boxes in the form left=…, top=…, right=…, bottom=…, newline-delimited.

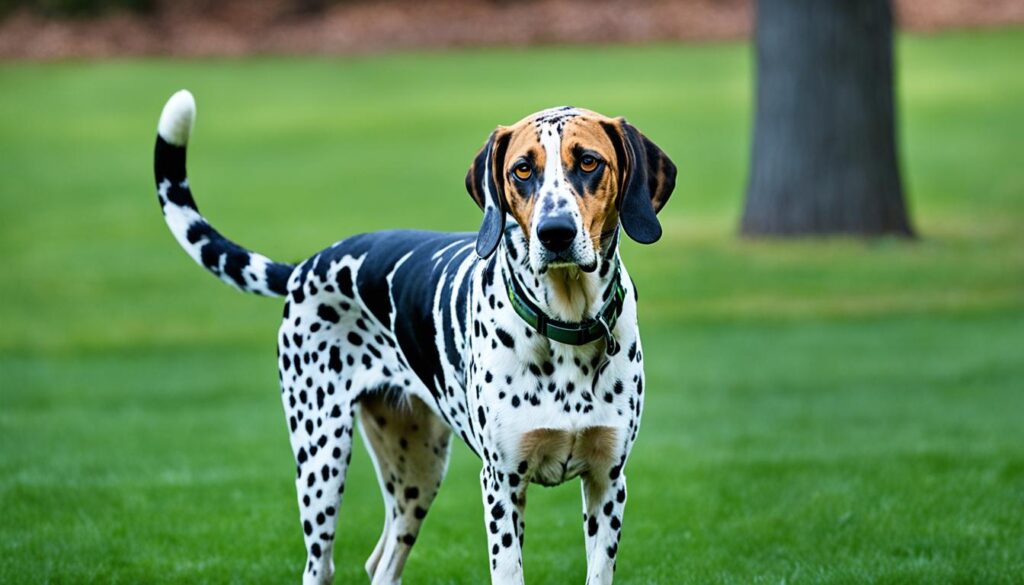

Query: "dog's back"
left=285, top=229, right=482, bottom=401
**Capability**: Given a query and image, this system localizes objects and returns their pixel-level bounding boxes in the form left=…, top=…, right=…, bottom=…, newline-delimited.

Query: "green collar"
left=505, top=264, right=626, bottom=350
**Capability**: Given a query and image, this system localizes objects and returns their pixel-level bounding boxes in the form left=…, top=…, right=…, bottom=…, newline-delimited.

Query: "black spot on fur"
left=328, top=346, right=343, bottom=372
left=317, top=304, right=340, bottom=323
left=495, top=328, right=515, bottom=348
left=336, top=266, right=354, bottom=297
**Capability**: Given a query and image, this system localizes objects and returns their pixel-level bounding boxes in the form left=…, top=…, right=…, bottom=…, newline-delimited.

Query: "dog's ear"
left=601, top=118, right=676, bottom=244
left=466, top=127, right=511, bottom=258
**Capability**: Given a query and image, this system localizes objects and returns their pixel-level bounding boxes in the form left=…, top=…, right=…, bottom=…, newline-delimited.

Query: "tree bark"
left=741, top=0, right=914, bottom=237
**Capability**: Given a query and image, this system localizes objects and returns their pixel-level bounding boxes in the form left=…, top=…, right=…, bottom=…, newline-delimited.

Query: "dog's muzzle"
left=533, top=212, right=599, bottom=273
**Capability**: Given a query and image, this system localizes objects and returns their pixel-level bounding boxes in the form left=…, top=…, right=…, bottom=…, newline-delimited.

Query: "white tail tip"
left=158, top=90, right=196, bottom=147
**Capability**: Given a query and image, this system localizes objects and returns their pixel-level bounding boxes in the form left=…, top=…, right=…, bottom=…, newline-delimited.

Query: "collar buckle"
left=595, top=313, right=620, bottom=356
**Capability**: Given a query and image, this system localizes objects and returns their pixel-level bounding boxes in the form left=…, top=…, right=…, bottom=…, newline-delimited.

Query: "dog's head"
left=466, top=106, right=676, bottom=272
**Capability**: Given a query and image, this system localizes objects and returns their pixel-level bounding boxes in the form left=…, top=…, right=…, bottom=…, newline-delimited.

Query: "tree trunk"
left=741, top=0, right=914, bottom=237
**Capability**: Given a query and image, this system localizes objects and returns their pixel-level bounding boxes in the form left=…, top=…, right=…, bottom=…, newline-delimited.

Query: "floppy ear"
left=602, top=118, right=677, bottom=244
left=465, top=128, right=511, bottom=258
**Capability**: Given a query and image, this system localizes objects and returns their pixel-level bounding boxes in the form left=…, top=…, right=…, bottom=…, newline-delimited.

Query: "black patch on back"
left=307, top=230, right=478, bottom=398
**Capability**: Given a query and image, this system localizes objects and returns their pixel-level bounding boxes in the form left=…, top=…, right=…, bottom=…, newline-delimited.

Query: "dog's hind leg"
left=358, top=390, right=451, bottom=585
left=278, top=308, right=364, bottom=585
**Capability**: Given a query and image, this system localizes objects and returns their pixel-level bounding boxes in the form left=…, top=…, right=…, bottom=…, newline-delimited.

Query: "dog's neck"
left=497, top=226, right=621, bottom=324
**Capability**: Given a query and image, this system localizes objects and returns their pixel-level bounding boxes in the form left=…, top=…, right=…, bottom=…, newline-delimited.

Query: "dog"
left=153, top=90, right=675, bottom=584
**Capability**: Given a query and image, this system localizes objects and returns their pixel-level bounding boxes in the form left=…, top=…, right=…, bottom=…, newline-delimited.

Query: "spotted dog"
left=152, top=90, right=675, bottom=585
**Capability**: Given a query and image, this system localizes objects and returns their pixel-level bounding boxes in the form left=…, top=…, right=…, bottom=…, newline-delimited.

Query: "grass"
left=1, top=28, right=1023, bottom=584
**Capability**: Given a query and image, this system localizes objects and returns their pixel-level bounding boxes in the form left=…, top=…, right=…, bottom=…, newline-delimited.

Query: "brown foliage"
left=1, top=0, right=1021, bottom=61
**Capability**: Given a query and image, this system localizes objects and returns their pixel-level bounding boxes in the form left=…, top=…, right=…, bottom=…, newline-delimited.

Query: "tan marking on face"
left=499, top=122, right=545, bottom=239
left=497, top=110, right=625, bottom=250
left=560, top=114, right=622, bottom=249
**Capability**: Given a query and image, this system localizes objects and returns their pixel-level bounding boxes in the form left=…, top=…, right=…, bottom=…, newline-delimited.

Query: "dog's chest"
left=464, top=312, right=642, bottom=483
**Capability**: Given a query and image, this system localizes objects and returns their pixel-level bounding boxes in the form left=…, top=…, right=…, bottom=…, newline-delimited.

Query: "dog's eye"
left=513, top=163, right=532, bottom=181
left=579, top=155, right=599, bottom=173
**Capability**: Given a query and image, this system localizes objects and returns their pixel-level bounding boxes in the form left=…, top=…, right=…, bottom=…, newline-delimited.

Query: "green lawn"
left=1, top=29, right=1023, bottom=584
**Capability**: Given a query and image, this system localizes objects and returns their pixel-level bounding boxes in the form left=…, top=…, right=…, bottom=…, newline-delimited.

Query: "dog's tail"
left=154, top=90, right=295, bottom=297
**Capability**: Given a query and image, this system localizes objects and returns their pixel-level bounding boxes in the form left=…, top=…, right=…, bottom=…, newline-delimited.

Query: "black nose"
left=537, top=216, right=577, bottom=253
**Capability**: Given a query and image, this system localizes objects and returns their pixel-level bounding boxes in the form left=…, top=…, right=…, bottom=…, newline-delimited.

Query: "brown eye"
left=579, top=155, right=599, bottom=173
left=513, top=163, right=532, bottom=181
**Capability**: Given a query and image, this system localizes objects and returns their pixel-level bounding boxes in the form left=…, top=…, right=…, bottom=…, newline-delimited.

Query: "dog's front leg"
left=581, top=471, right=627, bottom=585
left=480, top=465, right=527, bottom=584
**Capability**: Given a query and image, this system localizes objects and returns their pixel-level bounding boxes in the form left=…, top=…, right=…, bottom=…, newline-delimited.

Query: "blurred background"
left=1, top=1, right=1022, bottom=583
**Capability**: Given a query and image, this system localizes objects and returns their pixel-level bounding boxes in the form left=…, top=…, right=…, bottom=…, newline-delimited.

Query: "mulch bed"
left=1, top=0, right=1022, bottom=61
